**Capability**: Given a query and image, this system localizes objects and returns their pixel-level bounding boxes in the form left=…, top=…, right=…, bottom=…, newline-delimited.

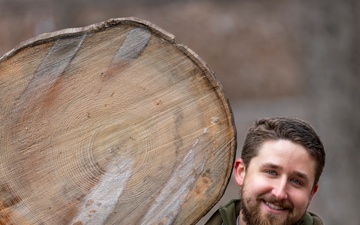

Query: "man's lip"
left=261, top=200, right=288, bottom=214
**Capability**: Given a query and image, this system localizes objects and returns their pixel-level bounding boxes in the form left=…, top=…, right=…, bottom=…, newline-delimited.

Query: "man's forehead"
left=251, top=140, right=317, bottom=180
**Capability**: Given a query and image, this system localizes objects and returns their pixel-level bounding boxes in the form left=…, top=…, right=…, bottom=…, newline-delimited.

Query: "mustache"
left=257, top=194, right=294, bottom=211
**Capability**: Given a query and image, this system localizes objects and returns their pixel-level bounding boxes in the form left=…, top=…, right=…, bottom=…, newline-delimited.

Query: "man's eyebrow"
left=261, top=163, right=282, bottom=170
left=293, top=171, right=310, bottom=182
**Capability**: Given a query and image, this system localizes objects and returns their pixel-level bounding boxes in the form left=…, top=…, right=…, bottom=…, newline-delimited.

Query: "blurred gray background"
left=1, top=0, right=359, bottom=224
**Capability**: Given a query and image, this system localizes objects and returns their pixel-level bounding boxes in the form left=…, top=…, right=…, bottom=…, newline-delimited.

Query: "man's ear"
left=234, top=158, right=246, bottom=186
left=308, top=184, right=318, bottom=205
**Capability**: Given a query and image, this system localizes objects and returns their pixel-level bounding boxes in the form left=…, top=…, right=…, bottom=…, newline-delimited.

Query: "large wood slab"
left=0, top=17, right=236, bottom=225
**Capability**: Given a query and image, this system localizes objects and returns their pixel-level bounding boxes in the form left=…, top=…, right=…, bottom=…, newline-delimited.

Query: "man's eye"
left=290, top=179, right=302, bottom=186
left=265, top=170, right=277, bottom=176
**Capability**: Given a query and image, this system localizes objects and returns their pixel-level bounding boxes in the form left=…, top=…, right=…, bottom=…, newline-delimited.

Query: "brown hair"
left=241, top=117, right=325, bottom=185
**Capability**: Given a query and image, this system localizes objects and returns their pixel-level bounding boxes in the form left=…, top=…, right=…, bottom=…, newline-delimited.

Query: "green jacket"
left=204, top=199, right=324, bottom=225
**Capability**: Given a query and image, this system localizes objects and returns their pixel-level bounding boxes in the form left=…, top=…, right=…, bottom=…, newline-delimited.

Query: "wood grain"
left=0, top=17, right=236, bottom=225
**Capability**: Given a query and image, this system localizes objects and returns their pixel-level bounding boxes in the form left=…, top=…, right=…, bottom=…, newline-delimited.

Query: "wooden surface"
left=0, top=17, right=236, bottom=225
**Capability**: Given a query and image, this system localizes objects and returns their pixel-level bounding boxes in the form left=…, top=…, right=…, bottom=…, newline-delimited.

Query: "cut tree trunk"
left=0, top=17, right=236, bottom=225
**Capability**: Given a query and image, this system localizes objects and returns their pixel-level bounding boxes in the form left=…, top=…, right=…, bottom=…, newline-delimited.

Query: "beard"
left=240, top=188, right=304, bottom=225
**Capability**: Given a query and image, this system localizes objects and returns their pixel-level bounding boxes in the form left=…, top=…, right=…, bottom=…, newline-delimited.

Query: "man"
left=205, top=117, right=325, bottom=225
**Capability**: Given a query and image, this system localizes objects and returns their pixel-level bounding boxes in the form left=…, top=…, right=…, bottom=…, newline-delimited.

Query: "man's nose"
left=271, top=178, right=288, bottom=200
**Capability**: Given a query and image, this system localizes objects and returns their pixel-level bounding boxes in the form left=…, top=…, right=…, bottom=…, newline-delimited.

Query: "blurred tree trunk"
left=301, top=0, right=360, bottom=224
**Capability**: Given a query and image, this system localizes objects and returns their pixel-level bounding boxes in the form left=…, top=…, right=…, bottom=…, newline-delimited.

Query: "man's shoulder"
left=301, top=211, right=325, bottom=225
left=204, top=199, right=240, bottom=225
left=309, top=211, right=325, bottom=225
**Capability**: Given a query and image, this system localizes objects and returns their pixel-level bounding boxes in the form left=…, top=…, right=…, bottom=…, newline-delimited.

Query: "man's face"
left=234, top=140, right=318, bottom=225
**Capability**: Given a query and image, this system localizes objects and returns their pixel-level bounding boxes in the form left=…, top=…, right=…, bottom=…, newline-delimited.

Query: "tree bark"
left=0, top=18, right=236, bottom=225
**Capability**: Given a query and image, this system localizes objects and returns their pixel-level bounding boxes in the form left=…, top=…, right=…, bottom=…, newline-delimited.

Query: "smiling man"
left=206, top=117, right=325, bottom=225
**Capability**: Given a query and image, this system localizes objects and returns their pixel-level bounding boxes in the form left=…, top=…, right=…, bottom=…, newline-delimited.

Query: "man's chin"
left=246, top=202, right=291, bottom=225
left=241, top=197, right=300, bottom=225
